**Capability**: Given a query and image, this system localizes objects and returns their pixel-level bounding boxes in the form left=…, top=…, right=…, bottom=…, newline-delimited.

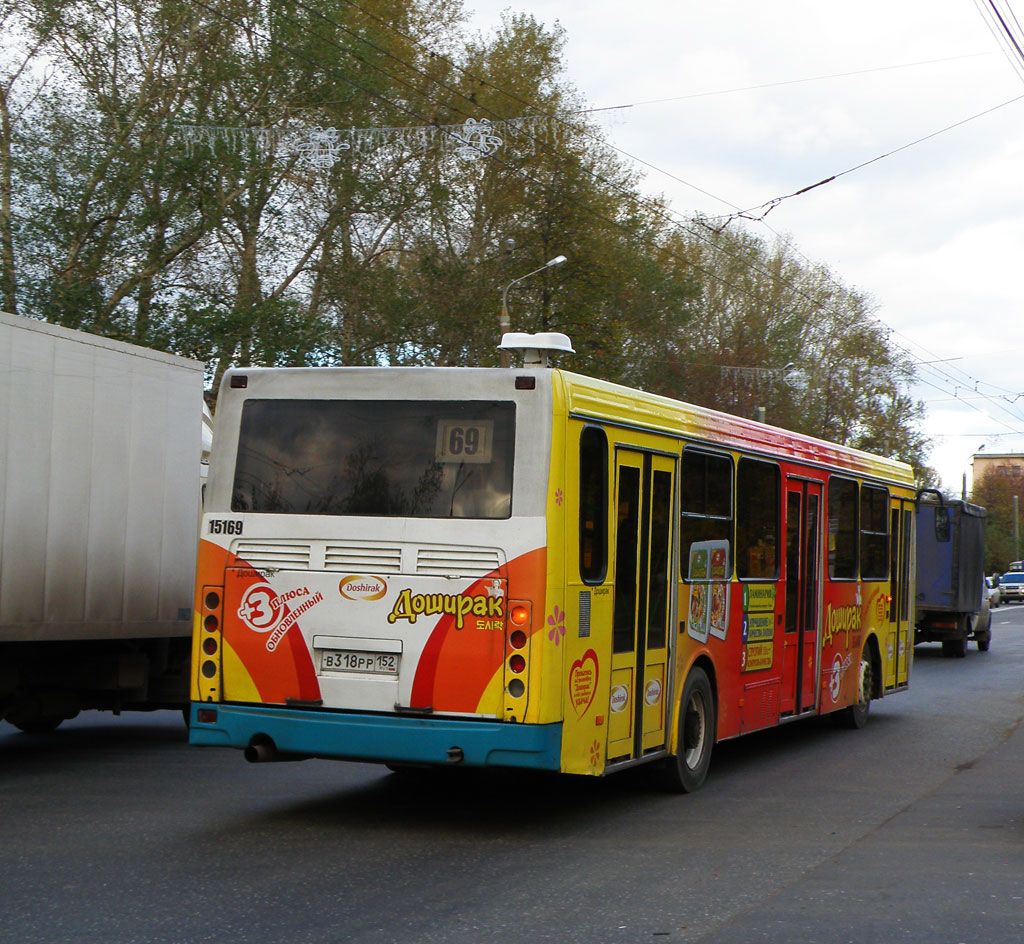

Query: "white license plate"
left=320, top=649, right=400, bottom=675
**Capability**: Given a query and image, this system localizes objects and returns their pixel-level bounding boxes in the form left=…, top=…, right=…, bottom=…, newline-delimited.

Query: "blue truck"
left=915, top=492, right=988, bottom=658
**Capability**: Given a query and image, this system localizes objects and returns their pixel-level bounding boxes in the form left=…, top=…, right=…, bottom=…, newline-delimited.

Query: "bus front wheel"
left=658, top=666, right=715, bottom=793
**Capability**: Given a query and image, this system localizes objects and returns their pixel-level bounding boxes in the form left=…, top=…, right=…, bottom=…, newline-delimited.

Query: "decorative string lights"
left=174, top=115, right=560, bottom=168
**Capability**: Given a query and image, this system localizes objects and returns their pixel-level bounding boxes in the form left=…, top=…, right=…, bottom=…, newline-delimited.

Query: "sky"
left=467, top=0, right=1024, bottom=492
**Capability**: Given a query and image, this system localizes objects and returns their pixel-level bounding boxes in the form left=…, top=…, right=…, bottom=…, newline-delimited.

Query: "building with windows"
left=972, top=452, right=1024, bottom=485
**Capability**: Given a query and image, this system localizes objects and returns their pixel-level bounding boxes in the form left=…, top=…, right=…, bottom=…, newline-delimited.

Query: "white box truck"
left=1, top=311, right=205, bottom=731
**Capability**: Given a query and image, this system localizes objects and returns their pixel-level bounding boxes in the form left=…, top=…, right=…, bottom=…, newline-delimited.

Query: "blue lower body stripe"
left=189, top=703, right=563, bottom=770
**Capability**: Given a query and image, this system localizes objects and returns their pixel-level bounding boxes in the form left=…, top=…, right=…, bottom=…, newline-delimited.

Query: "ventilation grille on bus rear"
left=233, top=541, right=313, bottom=570
left=324, top=543, right=403, bottom=573
left=229, top=540, right=501, bottom=577
left=416, top=546, right=502, bottom=577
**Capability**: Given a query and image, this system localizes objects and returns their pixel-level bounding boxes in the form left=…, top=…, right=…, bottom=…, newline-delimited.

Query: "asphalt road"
left=3, top=607, right=1023, bottom=944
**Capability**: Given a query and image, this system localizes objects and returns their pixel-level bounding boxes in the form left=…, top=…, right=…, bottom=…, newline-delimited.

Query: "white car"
left=986, top=576, right=1001, bottom=608
left=999, top=572, right=1024, bottom=604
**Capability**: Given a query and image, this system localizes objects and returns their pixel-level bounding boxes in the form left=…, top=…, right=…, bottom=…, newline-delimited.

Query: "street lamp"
left=499, top=254, right=566, bottom=367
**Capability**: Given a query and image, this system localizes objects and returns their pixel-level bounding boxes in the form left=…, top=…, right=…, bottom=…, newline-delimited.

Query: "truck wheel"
left=11, top=716, right=64, bottom=734
left=658, top=667, right=715, bottom=793
left=834, top=652, right=872, bottom=730
left=942, top=637, right=968, bottom=658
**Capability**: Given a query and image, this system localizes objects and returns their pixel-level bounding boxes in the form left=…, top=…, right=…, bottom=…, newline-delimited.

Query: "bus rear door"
left=886, top=497, right=913, bottom=688
left=607, top=449, right=675, bottom=762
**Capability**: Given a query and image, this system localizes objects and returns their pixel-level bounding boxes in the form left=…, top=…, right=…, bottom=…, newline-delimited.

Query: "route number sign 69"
left=435, top=419, right=494, bottom=464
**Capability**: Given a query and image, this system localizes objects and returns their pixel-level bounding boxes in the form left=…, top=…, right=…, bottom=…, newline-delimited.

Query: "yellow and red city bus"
left=189, top=337, right=916, bottom=790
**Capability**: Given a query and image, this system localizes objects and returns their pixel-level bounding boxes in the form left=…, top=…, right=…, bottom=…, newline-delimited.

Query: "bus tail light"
left=505, top=599, right=533, bottom=716
left=197, top=585, right=224, bottom=702
left=510, top=603, right=531, bottom=626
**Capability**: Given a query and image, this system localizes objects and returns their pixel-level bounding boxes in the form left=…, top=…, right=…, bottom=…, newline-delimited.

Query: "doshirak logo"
left=338, top=576, right=388, bottom=600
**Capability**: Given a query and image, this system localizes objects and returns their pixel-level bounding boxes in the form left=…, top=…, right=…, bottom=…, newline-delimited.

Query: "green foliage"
left=971, top=472, right=1024, bottom=574
left=0, top=0, right=930, bottom=470
left=651, top=222, right=934, bottom=480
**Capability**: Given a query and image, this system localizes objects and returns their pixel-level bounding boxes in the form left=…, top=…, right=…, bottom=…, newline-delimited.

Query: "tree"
left=0, top=0, right=55, bottom=314
left=972, top=471, right=1023, bottom=573
left=647, top=221, right=933, bottom=483
left=2, top=0, right=932, bottom=476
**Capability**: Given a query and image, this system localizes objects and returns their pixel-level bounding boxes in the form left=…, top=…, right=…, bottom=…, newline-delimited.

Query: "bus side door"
left=781, top=479, right=822, bottom=715
left=607, top=449, right=675, bottom=762
left=886, top=497, right=913, bottom=688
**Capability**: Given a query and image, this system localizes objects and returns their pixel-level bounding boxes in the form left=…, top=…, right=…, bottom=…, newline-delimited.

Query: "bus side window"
left=579, top=426, right=608, bottom=583
left=828, top=477, right=858, bottom=579
left=680, top=450, right=733, bottom=573
left=860, top=485, right=889, bottom=580
left=736, top=459, right=780, bottom=579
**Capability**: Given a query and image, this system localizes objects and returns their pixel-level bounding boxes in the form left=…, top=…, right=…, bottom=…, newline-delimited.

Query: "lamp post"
left=499, top=254, right=566, bottom=367
left=1014, top=494, right=1020, bottom=563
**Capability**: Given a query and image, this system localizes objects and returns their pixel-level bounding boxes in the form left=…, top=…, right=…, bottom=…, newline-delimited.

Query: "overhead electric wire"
left=974, top=0, right=1024, bottom=82
left=581, top=53, right=999, bottom=113
left=281, top=3, right=1024, bottom=435
left=939, top=430, right=1024, bottom=438
left=182, top=0, right=1024, bottom=440
left=985, top=0, right=1024, bottom=70
left=924, top=394, right=1024, bottom=403
left=323, top=2, right=1024, bottom=425
left=897, top=347, right=1024, bottom=429
left=329, top=0, right=741, bottom=210
left=1007, top=0, right=1024, bottom=37
left=716, top=91, right=1024, bottom=223
left=182, top=0, right=776, bottom=301
left=906, top=371, right=1024, bottom=435
left=328, top=0, right=1023, bottom=368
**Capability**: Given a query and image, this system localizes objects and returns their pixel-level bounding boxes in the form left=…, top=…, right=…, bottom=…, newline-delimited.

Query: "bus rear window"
left=231, top=400, right=515, bottom=519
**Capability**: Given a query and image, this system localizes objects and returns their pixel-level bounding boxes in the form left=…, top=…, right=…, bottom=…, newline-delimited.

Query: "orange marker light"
left=510, top=604, right=530, bottom=626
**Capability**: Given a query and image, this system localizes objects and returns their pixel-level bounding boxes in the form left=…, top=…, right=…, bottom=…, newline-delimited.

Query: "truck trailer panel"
left=1, top=312, right=204, bottom=727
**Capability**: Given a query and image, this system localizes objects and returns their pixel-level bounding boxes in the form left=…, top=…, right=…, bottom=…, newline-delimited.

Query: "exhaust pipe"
left=243, top=737, right=308, bottom=763
left=244, top=738, right=280, bottom=763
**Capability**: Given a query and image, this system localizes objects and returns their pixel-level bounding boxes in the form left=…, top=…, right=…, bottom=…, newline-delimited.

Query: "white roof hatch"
left=497, top=332, right=575, bottom=367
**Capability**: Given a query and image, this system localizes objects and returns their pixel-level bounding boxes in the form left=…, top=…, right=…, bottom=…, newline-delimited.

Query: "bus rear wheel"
left=658, top=667, right=715, bottom=793
left=834, top=651, right=872, bottom=730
